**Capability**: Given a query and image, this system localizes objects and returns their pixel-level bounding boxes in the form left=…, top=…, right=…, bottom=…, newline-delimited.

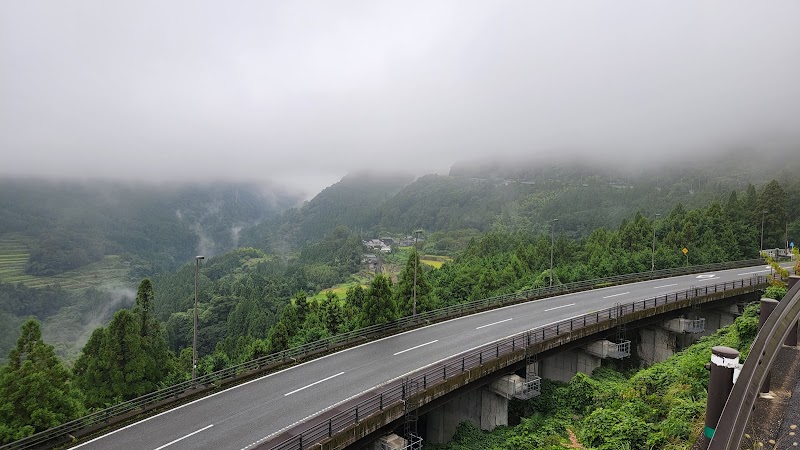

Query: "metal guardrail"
left=267, top=275, right=769, bottom=450
left=708, top=278, right=800, bottom=449
left=0, top=259, right=764, bottom=450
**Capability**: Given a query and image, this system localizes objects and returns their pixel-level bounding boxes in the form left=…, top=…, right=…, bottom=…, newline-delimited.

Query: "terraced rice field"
left=0, top=235, right=130, bottom=290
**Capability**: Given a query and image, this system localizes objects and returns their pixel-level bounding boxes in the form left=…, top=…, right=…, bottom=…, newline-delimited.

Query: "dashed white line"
left=603, top=292, right=629, bottom=299
left=654, top=283, right=678, bottom=289
left=153, top=424, right=213, bottom=450
left=738, top=269, right=771, bottom=276
left=476, top=318, right=513, bottom=329
left=393, top=340, right=439, bottom=356
left=544, top=303, right=575, bottom=312
left=284, top=372, right=345, bottom=396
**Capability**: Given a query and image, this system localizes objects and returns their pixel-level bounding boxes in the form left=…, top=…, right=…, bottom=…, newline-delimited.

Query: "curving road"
left=74, top=263, right=784, bottom=450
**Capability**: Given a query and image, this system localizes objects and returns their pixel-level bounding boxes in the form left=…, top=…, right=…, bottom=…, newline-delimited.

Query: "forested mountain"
left=0, top=179, right=301, bottom=276
left=239, top=172, right=413, bottom=252
left=246, top=154, right=800, bottom=251
left=0, top=179, right=302, bottom=363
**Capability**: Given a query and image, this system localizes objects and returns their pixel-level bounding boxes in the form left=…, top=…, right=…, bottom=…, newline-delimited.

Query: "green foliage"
left=765, top=285, right=788, bottom=301
left=395, top=249, right=433, bottom=316
left=73, top=280, right=175, bottom=408
left=0, top=320, right=84, bottom=444
left=360, top=275, right=397, bottom=327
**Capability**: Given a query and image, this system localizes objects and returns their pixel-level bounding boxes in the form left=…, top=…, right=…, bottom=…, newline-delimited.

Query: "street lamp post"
left=550, top=219, right=559, bottom=288
left=651, top=213, right=661, bottom=271
left=761, top=210, right=768, bottom=252
left=412, top=229, right=423, bottom=316
left=193, top=255, right=204, bottom=381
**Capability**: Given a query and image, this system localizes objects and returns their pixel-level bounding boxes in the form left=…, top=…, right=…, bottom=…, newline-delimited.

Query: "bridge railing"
left=0, top=259, right=764, bottom=450
left=268, top=275, right=769, bottom=450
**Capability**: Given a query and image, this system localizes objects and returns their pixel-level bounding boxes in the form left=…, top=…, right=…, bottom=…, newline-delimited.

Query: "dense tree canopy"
left=0, top=320, right=83, bottom=443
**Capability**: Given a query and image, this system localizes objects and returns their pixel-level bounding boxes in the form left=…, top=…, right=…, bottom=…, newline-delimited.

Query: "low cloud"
left=1, top=1, right=798, bottom=194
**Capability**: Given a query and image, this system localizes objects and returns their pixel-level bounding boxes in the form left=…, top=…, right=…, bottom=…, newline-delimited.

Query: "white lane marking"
left=284, top=372, right=345, bottom=396
left=603, top=292, right=629, bottom=299
left=654, top=283, right=678, bottom=289
left=738, top=270, right=770, bottom=276
left=393, top=340, right=439, bottom=356
left=696, top=274, right=716, bottom=279
left=476, top=318, right=513, bottom=329
left=544, top=303, right=575, bottom=312
left=153, top=424, right=214, bottom=450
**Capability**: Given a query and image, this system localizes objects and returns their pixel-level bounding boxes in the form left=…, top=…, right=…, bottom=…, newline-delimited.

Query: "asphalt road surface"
left=74, top=263, right=787, bottom=450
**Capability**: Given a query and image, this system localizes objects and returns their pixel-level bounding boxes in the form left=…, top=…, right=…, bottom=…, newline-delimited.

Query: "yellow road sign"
left=682, top=247, right=689, bottom=255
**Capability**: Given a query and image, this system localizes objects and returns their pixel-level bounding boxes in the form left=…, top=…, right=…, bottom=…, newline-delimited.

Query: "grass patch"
left=421, top=259, right=444, bottom=268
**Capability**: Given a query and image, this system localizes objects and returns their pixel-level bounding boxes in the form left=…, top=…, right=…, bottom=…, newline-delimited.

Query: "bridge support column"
left=638, top=327, right=676, bottom=366
left=540, top=349, right=601, bottom=382
left=425, top=378, right=511, bottom=444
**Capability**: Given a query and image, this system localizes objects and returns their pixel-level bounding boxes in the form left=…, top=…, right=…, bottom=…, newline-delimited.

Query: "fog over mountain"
left=1, top=1, right=799, bottom=196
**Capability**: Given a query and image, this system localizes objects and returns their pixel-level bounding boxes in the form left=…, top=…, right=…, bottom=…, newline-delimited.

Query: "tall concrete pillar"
left=759, top=298, right=779, bottom=394
left=638, top=327, right=676, bottom=365
left=700, top=346, right=740, bottom=449
left=540, top=349, right=601, bottom=382
left=425, top=383, right=509, bottom=444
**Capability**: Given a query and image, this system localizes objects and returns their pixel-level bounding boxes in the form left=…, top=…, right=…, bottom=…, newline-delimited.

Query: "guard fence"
left=1, top=259, right=766, bottom=450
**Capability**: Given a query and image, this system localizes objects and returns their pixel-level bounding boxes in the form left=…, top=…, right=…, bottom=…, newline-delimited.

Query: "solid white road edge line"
left=153, top=424, right=214, bottom=450
left=603, top=292, right=629, bottom=299
left=393, top=340, right=439, bottom=356
left=543, top=303, right=575, bottom=312
left=284, top=372, right=346, bottom=396
left=476, top=318, right=513, bottom=329
left=738, top=269, right=770, bottom=276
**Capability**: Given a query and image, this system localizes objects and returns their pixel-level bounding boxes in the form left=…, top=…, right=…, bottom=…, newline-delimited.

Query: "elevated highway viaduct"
left=24, top=262, right=788, bottom=450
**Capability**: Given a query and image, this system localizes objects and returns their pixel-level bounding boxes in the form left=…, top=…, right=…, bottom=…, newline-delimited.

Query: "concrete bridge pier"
left=425, top=375, right=522, bottom=444
left=538, top=348, right=602, bottom=382
left=638, top=317, right=706, bottom=366
left=638, top=326, right=676, bottom=366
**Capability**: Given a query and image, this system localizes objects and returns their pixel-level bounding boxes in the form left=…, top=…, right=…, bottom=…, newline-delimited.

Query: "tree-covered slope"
left=239, top=171, right=413, bottom=251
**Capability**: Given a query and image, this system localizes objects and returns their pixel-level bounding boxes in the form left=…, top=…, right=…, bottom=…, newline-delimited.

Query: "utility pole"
left=193, top=255, right=204, bottom=381
left=550, top=219, right=559, bottom=288
left=761, top=209, right=768, bottom=252
left=651, top=213, right=661, bottom=271
left=412, top=229, right=423, bottom=316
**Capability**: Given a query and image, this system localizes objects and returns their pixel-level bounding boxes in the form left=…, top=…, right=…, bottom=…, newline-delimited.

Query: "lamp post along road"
left=550, top=219, right=558, bottom=288
left=412, top=229, right=423, bottom=316
left=193, top=255, right=204, bottom=381
left=652, top=213, right=661, bottom=271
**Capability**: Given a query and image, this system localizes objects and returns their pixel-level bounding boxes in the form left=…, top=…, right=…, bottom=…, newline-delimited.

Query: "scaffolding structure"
left=514, top=353, right=541, bottom=400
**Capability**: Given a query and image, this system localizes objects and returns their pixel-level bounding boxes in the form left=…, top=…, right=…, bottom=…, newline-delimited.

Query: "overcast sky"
left=1, top=1, right=799, bottom=196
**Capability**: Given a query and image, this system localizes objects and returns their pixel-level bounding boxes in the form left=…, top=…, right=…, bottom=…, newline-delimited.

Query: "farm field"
left=0, top=235, right=131, bottom=290
left=420, top=255, right=452, bottom=268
